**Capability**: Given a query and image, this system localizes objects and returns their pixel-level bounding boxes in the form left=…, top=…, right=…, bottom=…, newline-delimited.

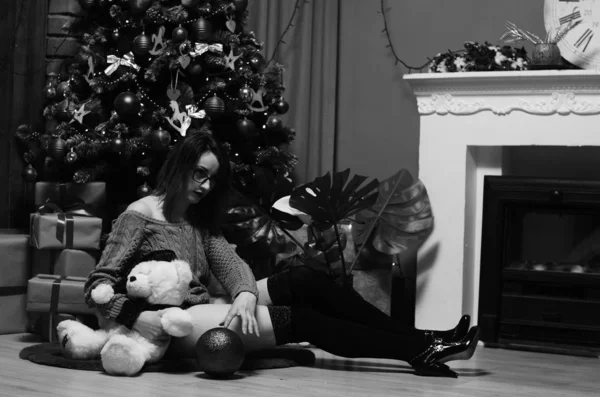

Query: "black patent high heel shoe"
left=425, top=315, right=471, bottom=343
left=410, top=326, right=480, bottom=378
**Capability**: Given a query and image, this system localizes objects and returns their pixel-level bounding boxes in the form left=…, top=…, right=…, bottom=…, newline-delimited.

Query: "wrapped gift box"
left=0, top=231, right=32, bottom=334
left=30, top=211, right=102, bottom=250
left=34, top=182, right=106, bottom=210
left=27, top=274, right=95, bottom=315
left=53, top=249, right=97, bottom=278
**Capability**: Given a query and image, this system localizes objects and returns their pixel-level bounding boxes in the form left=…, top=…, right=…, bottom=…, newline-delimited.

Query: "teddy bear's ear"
left=139, top=250, right=177, bottom=263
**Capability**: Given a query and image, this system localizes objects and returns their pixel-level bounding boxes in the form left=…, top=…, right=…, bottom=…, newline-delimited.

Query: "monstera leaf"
left=288, top=169, right=379, bottom=230
left=350, top=169, right=433, bottom=271
left=222, top=166, right=303, bottom=260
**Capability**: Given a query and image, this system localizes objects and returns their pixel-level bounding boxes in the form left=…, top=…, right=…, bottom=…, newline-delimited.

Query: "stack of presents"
left=0, top=182, right=107, bottom=342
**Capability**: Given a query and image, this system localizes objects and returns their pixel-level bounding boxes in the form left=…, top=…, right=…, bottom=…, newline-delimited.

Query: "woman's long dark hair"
left=153, top=131, right=231, bottom=234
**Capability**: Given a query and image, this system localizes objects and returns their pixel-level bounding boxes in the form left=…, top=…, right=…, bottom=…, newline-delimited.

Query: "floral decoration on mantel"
left=428, top=41, right=528, bottom=73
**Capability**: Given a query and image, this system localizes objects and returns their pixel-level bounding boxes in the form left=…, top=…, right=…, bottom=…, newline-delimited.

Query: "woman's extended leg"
left=256, top=266, right=470, bottom=342
left=168, top=303, right=478, bottom=377
left=169, top=304, right=277, bottom=357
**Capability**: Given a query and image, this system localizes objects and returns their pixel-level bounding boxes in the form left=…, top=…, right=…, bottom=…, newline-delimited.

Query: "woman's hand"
left=132, top=311, right=169, bottom=342
left=219, top=291, right=259, bottom=336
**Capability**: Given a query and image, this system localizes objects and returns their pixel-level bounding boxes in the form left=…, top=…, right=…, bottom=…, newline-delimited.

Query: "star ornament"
left=70, top=103, right=91, bottom=124
left=224, top=48, right=241, bottom=71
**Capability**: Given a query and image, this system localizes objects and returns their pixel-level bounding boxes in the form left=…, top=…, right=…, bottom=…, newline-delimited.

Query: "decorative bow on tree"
left=104, top=52, right=141, bottom=76
left=190, top=43, right=223, bottom=58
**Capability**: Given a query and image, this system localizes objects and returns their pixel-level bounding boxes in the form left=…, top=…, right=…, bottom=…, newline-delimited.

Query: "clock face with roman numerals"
left=544, top=0, right=600, bottom=69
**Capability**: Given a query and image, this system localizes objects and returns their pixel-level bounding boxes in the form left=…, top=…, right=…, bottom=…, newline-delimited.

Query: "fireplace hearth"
left=479, top=176, right=600, bottom=356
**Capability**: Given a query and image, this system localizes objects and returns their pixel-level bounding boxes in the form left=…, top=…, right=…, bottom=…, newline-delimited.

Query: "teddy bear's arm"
left=157, top=308, right=193, bottom=337
left=84, top=212, right=147, bottom=328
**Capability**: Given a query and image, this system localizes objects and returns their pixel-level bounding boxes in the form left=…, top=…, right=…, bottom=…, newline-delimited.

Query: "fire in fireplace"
left=479, top=176, right=600, bottom=357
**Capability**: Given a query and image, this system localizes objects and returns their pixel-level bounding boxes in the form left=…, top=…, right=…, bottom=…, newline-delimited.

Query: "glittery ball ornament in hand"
left=196, top=327, right=245, bottom=378
left=113, top=92, right=141, bottom=117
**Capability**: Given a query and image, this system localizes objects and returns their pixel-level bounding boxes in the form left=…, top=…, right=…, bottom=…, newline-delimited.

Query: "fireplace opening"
left=478, top=176, right=600, bottom=357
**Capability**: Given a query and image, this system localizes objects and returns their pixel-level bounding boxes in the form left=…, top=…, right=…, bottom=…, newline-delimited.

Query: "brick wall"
left=46, top=0, right=83, bottom=76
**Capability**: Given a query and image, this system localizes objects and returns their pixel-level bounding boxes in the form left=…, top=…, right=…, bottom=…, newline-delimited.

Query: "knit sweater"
left=84, top=210, right=258, bottom=328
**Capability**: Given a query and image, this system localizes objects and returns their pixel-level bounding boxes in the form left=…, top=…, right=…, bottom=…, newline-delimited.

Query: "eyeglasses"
left=192, top=169, right=216, bottom=185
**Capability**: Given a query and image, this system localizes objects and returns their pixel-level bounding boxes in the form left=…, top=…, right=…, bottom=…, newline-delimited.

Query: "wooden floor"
left=0, top=333, right=598, bottom=397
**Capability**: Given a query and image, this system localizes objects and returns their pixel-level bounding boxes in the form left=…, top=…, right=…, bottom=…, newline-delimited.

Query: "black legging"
left=267, top=266, right=455, bottom=338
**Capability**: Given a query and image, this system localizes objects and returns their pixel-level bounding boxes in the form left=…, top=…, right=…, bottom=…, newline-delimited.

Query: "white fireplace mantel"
left=404, top=70, right=600, bottom=330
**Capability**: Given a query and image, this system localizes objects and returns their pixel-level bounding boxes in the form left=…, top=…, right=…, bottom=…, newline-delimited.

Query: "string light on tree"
left=137, top=182, right=152, bottom=198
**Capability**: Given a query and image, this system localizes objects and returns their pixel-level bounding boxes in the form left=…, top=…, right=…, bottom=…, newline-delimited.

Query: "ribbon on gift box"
left=35, top=274, right=88, bottom=313
left=35, top=201, right=98, bottom=249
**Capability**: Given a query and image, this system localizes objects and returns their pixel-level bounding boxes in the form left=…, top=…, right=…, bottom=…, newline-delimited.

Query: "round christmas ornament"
left=248, top=53, right=265, bottom=72
left=238, top=86, right=253, bottom=103
left=111, top=136, right=125, bottom=153
left=111, top=29, right=120, bottom=41
left=56, top=81, right=69, bottom=98
left=45, top=86, right=57, bottom=100
left=78, top=0, right=96, bottom=10
left=181, top=0, right=200, bottom=7
left=266, top=114, right=283, bottom=129
left=234, top=0, right=248, bottom=12
left=191, top=17, right=212, bottom=41
left=187, top=62, right=203, bottom=76
left=129, top=0, right=153, bottom=14
left=274, top=98, right=289, bottom=114
left=113, top=92, right=141, bottom=117
left=172, top=26, right=188, bottom=43
left=65, top=149, right=78, bottom=164
left=236, top=117, right=257, bottom=139
left=49, top=137, right=67, bottom=161
left=204, top=95, right=225, bottom=119
left=136, top=182, right=152, bottom=198
left=149, top=127, right=171, bottom=150
left=132, top=33, right=152, bottom=56
left=21, top=164, right=37, bottom=182
left=195, top=328, right=245, bottom=378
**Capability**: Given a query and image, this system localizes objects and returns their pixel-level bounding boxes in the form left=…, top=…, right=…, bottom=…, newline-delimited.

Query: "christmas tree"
left=15, top=0, right=298, bottom=219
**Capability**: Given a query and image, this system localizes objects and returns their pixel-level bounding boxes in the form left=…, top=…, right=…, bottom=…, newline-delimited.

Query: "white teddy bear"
left=56, top=258, right=194, bottom=376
